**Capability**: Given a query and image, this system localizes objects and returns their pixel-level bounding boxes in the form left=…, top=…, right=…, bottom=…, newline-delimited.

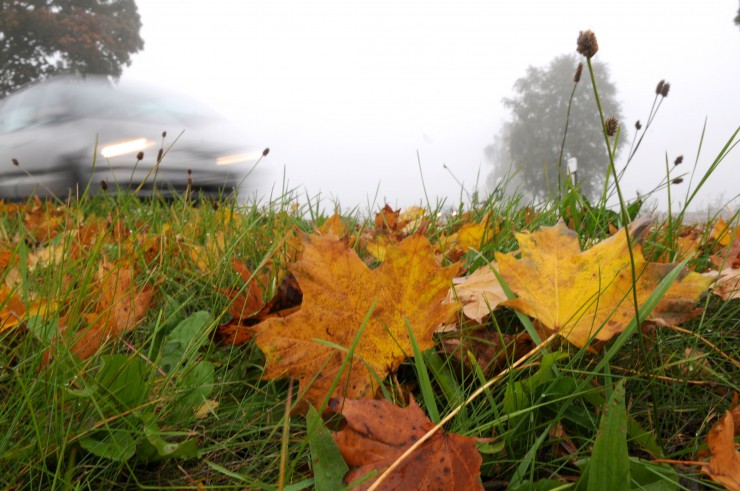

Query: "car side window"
left=0, top=91, right=36, bottom=132
left=0, top=85, right=72, bottom=133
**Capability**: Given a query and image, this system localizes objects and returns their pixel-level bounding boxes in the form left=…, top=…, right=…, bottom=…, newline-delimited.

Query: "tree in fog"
left=486, top=54, right=626, bottom=200
left=0, top=0, right=144, bottom=98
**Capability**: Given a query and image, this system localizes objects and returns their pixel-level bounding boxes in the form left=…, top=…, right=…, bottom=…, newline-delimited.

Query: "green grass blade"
left=406, top=319, right=440, bottom=423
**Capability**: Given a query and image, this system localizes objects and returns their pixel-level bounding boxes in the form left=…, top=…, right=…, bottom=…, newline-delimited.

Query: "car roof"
left=3, top=75, right=221, bottom=125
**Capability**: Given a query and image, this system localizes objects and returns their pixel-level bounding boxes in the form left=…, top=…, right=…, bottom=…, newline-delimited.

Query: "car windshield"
left=0, top=78, right=221, bottom=133
left=69, top=81, right=221, bottom=125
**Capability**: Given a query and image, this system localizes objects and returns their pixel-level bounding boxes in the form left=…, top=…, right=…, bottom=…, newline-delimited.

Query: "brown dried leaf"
left=331, top=397, right=483, bottom=490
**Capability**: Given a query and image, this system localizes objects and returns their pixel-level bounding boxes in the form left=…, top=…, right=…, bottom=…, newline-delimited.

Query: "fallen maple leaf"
left=495, top=220, right=712, bottom=348
left=0, top=284, right=27, bottom=332
left=437, top=214, right=495, bottom=262
left=449, top=264, right=507, bottom=323
left=48, top=260, right=154, bottom=362
left=363, top=206, right=430, bottom=263
left=318, top=213, right=349, bottom=238
left=657, top=225, right=704, bottom=263
left=375, top=204, right=401, bottom=231
left=253, top=233, right=459, bottom=409
left=712, top=217, right=738, bottom=248
left=711, top=233, right=740, bottom=270
left=701, top=407, right=740, bottom=491
left=331, top=397, right=483, bottom=490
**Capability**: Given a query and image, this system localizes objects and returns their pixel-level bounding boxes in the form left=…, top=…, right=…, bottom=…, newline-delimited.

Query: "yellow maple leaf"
left=495, top=221, right=712, bottom=348
left=253, top=233, right=459, bottom=409
left=713, top=217, right=738, bottom=248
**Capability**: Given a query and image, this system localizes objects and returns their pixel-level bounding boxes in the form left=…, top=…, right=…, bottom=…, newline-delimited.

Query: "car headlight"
left=216, top=151, right=263, bottom=166
left=100, top=138, right=155, bottom=158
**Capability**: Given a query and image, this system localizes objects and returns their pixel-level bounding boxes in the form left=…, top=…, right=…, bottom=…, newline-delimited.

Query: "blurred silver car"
left=0, top=76, right=263, bottom=199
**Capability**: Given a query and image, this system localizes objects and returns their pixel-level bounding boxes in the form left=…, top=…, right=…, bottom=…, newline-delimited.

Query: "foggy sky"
left=123, top=0, right=740, bottom=213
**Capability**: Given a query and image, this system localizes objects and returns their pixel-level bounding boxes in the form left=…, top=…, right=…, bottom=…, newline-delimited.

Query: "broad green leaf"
left=26, top=316, right=56, bottom=344
left=306, top=405, right=348, bottom=490
left=508, top=480, right=570, bottom=491
left=586, top=381, right=629, bottom=491
left=168, top=361, right=215, bottom=423
left=95, top=354, right=147, bottom=412
left=159, top=310, right=213, bottom=374
left=139, top=413, right=197, bottom=460
left=628, top=458, right=679, bottom=491
left=79, top=430, right=136, bottom=462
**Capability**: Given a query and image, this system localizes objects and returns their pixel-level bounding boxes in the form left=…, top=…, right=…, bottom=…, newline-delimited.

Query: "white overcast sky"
left=122, top=0, right=740, bottom=212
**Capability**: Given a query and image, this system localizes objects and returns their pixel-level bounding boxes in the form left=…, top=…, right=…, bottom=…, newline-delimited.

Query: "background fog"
left=122, top=0, right=740, bottom=213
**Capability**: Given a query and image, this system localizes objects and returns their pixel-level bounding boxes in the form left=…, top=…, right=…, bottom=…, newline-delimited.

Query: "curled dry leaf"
left=253, top=233, right=459, bottom=410
left=709, top=268, right=740, bottom=301
left=449, top=264, right=507, bottom=323
left=375, top=204, right=401, bottom=231
left=331, top=397, right=483, bottom=490
left=495, top=220, right=712, bottom=348
left=701, top=406, right=740, bottom=491
left=218, top=271, right=302, bottom=345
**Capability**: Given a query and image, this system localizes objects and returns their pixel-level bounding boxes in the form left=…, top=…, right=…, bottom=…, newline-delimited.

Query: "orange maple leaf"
left=253, top=233, right=459, bottom=409
left=0, top=284, right=28, bottom=332
left=374, top=204, right=401, bottom=232
left=317, top=212, right=349, bottom=238
left=331, top=397, right=483, bottom=490
left=495, top=221, right=712, bottom=348
left=49, top=260, right=154, bottom=363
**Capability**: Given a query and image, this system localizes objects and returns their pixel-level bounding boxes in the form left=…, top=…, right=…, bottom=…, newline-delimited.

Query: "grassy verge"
left=0, top=181, right=736, bottom=489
